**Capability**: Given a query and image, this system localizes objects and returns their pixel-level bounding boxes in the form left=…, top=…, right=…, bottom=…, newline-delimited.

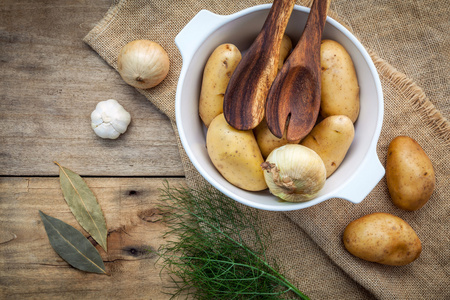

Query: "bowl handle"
left=175, top=10, right=227, bottom=61
left=334, top=149, right=385, bottom=203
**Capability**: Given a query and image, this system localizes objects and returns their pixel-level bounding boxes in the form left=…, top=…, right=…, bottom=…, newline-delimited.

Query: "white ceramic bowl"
left=175, top=4, right=384, bottom=211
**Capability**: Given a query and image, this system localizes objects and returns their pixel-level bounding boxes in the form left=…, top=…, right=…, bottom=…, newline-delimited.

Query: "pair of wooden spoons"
left=223, top=0, right=330, bottom=142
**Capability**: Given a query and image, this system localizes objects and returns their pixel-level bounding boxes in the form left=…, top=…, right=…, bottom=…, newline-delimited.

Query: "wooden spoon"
left=265, top=0, right=330, bottom=142
left=223, top=0, right=296, bottom=131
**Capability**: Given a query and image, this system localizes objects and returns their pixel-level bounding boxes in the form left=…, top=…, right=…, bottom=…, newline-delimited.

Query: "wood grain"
left=0, top=1, right=187, bottom=297
left=0, top=0, right=184, bottom=176
left=0, top=177, right=185, bottom=299
left=265, top=0, right=330, bottom=141
left=223, top=0, right=296, bottom=131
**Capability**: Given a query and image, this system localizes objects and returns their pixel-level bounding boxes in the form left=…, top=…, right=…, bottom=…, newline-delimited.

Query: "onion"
left=117, top=40, right=170, bottom=89
left=261, top=144, right=326, bottom=202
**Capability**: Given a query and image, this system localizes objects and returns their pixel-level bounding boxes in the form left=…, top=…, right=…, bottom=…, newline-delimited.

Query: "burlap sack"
left=84, top=0, right=449, bottom=299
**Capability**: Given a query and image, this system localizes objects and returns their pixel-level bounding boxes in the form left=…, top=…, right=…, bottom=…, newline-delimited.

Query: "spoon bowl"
left=266, top=0, right=330, bottom=142
left=266, top=65, right=318, bottom=141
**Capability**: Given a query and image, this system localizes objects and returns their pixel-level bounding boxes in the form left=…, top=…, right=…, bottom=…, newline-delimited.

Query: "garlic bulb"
left=261, top=144, right=326, bottom=202
left=117, top=40, right=170, bottom=89
left=91, top=99, right=131, bottom=139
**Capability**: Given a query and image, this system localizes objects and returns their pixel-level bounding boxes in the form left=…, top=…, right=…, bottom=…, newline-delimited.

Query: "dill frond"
left=158, top=182, right=309, bottom=300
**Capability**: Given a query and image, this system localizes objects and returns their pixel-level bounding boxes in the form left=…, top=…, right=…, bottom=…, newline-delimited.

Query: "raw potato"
left=343, top=213, right=422, bottom=266
left=207, top=114, right=267, bottom=191
left=254, top=34, right=295, bottom=158
left=301, top=115, right=354, bottom=178
left=320, top=40, right=360, bottom=123
left=199, top=44, right=242, bottom=127
left=254, top=119, right=300, bottom=159
left=386, top=136, right=435, bottom=211
left=277, top=34, right=293, bottom=71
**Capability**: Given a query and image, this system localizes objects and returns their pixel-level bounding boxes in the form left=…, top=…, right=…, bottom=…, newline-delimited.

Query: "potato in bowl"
left=175, top=4, right=384, bottom=211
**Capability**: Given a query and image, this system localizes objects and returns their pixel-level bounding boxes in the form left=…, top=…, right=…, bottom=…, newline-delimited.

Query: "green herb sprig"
left=158, top=182, right=309, bottom=300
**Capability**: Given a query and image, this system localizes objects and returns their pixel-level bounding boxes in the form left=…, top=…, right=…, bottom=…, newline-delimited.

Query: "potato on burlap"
left=343, top=212, right=422, bottom=266
left=386, top=136, right=435, bottom=211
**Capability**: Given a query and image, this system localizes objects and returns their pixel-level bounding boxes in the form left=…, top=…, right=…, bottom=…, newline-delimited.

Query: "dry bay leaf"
left=39, top=211, right=106, bottom=274
left=55, top=162, right=108, bottom=251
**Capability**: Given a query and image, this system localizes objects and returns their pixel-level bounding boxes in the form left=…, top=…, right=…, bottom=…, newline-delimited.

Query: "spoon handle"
left=265, top=0, right=330, bottom=141
left=292, top=0, right=330, bottom=70
left=223, top=0, right=296, bottom=131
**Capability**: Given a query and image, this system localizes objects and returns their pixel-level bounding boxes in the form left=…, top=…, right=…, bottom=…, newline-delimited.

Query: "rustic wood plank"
left=0, top=0, right=184, bottom=176
left=0, top=177, right=185, bottom=299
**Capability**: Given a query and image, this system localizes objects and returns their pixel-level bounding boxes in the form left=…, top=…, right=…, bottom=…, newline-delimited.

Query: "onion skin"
left=117, top=40, right=170, bottom=89
left=262, top=144, right=326, bottom=202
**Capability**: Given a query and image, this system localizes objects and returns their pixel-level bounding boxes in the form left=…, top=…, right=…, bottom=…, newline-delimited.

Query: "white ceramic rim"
left=175, top=4, right=384, bottom=211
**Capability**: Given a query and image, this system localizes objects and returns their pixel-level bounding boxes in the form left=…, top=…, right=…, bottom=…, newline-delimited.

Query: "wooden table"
left=1, top=1, right=184, bottom=298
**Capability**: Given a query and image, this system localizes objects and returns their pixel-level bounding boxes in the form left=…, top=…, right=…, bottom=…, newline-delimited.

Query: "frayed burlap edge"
left=369, top=50, right=450, bottom=146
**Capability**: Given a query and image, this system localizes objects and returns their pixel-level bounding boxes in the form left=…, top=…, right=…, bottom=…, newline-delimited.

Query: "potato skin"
left=277, top=34, right=293, bottom=71
left=254, top=118, right=300, bottom=159
left=206, top=114, right=267, bottom=191
left=320, top=40, right=360, bottom=123
left=301, top=115, right=354, bottom=178
left=199, top=44, right=242, bottom=127
left=343, top=213, right=422, bottom=266
left=386, top=136, right=435, bottom=211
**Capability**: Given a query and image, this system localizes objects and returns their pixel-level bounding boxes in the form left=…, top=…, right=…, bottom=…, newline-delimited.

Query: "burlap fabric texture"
left=84, top=0, right=449, bottom=299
